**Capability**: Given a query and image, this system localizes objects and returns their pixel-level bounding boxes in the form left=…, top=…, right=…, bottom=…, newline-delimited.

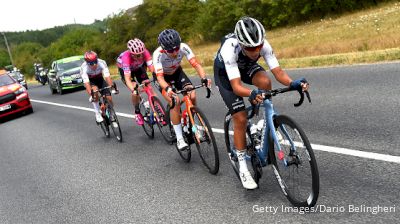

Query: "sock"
left=134, top=105, right=140, bottom=114
left=173, top=124, right=184, bottom=140
left=92, top=102, right=100, bottom=114
left=237, top=150, right=249, bottom=173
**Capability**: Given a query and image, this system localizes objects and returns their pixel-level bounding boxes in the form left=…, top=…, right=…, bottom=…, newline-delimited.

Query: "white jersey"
left=153, top=43, right=195, bottom=75
left=216, top=35, right=279, bottom=80
left=80, top=59, right=110, bottom=83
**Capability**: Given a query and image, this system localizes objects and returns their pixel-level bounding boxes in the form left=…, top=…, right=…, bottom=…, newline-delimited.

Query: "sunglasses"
left=87, top=60, right=98, bottom=66
left=166, top=47, right=180, bottom=54
left=243, top=43, right=264, bottom=52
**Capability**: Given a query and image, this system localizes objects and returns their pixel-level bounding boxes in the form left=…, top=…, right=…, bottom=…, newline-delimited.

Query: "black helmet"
left=234, top=16, right=265, bottom=47
left=157, top=29, right=181, bottom=51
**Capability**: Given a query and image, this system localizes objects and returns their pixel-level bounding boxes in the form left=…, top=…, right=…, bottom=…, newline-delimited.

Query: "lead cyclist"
left=213, top=17, right=309, bottom=190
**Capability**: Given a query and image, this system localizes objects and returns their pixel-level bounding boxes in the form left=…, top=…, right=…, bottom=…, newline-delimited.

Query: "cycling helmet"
left=157, top=29, right=181, bottom=51
left=127, top=38, right=145, bottom=54
left=234, top=16, right=265, bottom=47
left=84, top=51, right=98, bottom=62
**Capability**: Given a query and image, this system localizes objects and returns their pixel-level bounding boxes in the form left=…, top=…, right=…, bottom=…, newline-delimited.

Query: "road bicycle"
left=224, top=87, right=319, bottom=207
left=135, top=79, right=173, bottom=142
left=92, top=84, right=123, bottom=142
left=166, top=83, right=219, bottom=174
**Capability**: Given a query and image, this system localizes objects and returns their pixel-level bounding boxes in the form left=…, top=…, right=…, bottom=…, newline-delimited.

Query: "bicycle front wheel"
left=191, top=106, right=219, bottom=174
left=139, top=100, right=154, bottom=139
left=269, top=115, right=319, bottom=207
left=153, top=97, right=174, bottom=144
left=107, top=105, right=123, bottom=142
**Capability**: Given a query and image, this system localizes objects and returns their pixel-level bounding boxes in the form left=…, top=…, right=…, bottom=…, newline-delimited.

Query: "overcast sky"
left=1, top=0, right=143, bottom=32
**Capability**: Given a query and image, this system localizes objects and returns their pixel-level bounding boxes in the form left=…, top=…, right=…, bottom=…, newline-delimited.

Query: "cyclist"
left=153, top=29, right=211, bottom=151
left=81, top=51, right=117, bottom=123
left=117, top=38, right=155, bottom=126
left=214, top=17, right=309, bottom=189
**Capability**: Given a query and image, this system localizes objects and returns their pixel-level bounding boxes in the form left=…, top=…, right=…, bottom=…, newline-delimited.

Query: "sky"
left=1, top=0, right=143, bottom=32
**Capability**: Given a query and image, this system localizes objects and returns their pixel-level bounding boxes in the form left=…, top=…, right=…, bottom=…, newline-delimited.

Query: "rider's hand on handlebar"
left=165, top=86, right=175, bottom=98
left=249, top=89, right=264, bottom=105
left=201, top=78, right=212, bottom=88
left=290, top=78, right=309, bottom=92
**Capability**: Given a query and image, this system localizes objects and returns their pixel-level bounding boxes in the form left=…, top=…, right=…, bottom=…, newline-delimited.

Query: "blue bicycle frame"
left=252, top=99, right=297, bottom=167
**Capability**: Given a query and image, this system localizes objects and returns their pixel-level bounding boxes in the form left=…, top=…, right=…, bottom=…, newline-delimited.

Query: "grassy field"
left=181, top=1, right=400, bottom=74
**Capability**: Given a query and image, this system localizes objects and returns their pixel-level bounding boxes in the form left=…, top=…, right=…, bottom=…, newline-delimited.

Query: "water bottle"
left=183, top=124, right=189, bottom=134
left=192, top=125, right=202, bottom=140
left=250, top=123, right=261, bottom=150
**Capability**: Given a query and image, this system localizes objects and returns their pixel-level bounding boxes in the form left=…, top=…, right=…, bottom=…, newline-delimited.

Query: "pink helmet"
left=127, top=38, right=145, bottom=54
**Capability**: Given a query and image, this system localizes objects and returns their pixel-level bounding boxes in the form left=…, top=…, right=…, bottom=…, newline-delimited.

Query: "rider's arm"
left=182, top=43, right=207, bottom=79
left=156, top=74, right=169, bottom=91
left=124, top=73, right=136, bottom=92
left=80, top=64, right=91, bottom=96
left=153, top=48, right=170, bottom=91
left=230, top=78, right=252, bottom=97
left=144, top=49, right=155, bottom=73
left=98, top=59, right=113, bottom=87
left=261, top=40, right=292, bottom=86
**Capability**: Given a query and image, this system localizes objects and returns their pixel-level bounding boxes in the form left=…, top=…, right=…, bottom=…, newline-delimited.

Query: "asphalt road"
left=1, top=62, right=399, bottom=223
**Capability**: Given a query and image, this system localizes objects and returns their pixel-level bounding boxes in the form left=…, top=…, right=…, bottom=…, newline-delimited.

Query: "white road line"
left=31, top=99, right=400, bottom=164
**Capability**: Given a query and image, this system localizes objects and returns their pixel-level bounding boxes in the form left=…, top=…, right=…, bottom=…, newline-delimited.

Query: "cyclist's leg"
left=251, top=69, right=272, bottom=91
left=88, top=78, right=103, bottom=122
left=163, top=71, right=187, bottom=149
left=215, top=63, right=257, bottom=189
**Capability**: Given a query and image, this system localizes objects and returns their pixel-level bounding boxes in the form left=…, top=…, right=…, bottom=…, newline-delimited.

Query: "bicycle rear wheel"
left=139, top=99, right=154, bottom=139
left=269, top=115, right=319, bottom=207
left=223, top=112, right=260, bottom=182
left=153, top=97, right=174, bottom=144
left=107, top=105, right=123, bottom=142
left=99, top=119, right=110, bottom=138
left=191, top=106, right=219, bottom=174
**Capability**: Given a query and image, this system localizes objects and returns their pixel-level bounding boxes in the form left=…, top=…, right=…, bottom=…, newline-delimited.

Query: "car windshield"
left=57, top=59, right=84, bottom=71
left=8, top=72, right=23, bottom=80
left=0, top=75, right=16, bottom=87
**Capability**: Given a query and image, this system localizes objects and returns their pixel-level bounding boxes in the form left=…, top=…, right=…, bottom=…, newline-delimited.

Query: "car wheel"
left=57, top=82, right=63, bottom=95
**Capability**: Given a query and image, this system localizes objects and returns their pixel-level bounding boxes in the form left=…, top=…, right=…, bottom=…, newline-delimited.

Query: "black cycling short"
left=89, top=75, right=110, bottom=96
left=155, top=66, right=193, bottom=92
left=119, top=66, right=150, bottom=85
left=214, top=60, right=265, bottom=115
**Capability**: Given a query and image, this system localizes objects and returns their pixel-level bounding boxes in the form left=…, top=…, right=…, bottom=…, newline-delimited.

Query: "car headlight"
left=14, top=87, right=26, bottom=95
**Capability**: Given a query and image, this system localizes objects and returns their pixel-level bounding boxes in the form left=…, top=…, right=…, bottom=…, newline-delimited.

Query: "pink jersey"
left=116, top=49, right=153, bottom=75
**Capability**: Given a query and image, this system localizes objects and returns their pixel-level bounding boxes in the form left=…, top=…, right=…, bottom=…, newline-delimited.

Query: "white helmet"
left=234, top=16, right=265, bottom=47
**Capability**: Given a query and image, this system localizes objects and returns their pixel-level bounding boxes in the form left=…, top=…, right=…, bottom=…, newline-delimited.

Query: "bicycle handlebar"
left=170, top=83, right=211, bottom=109
left=91, top=82, right=117, bottom=97
left=250, top=87, right=312, bottom=118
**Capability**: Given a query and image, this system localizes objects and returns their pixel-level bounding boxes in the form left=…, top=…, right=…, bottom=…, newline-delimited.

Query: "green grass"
left=182, top=1, right=400, bottom=72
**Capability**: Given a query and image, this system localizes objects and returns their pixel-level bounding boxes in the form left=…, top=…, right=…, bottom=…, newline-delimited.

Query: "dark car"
left=0, top=74, right=33, bottom=119
left=8, top=70, right=28, bottom=89
left=48, top=56, right=85, bottom=94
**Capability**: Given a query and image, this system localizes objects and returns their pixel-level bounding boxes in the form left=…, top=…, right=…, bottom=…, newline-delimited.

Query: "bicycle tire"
left=191, top=106, right=219, bottom=174
left=269, top=114, right=319, bottom=207
left=139, top=99, right=154, bottom=139
left=166, top=104, right=191, bottom=162
left=223, top=112, right=259, bottom=182
left=107, top=105, right=123, bottom=142
left=99, top=120, right=110, bottom=138
left=152, top=97, right=174, bottom=144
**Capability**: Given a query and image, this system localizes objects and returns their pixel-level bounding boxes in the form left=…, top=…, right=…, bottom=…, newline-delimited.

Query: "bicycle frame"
left=138, top=81, right=157, bottom=123
left=255, top=99, right=297, bottom=167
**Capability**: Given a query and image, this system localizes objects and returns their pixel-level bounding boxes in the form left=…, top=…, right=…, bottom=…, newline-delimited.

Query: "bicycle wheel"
left=107, top=105, right=123, bottom=142
left=153, top=97, right=174, bottom=144
left=99, top=119, right=110, bottom=138
left=139, top=99, right=154, bottom=139
left=223, top=112, right=260, bottom=182
left=269, top=114, right=319, bottom=207
left=191, top=106, right=219, bottom=174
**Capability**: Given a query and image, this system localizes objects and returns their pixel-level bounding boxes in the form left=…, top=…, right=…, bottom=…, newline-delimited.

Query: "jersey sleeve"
left=98, top=59, right=110, bottom=78
left=220, top=38, right=241, bottom=80
left=180, top=43, right=195, bottom=61
left=261, top=40, right=279, bottom=70
left=143, top=48, right=153, bottom=67
left=153, top=47, right=164, bottom=77
left=80, top=63, right=90, bottom=83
